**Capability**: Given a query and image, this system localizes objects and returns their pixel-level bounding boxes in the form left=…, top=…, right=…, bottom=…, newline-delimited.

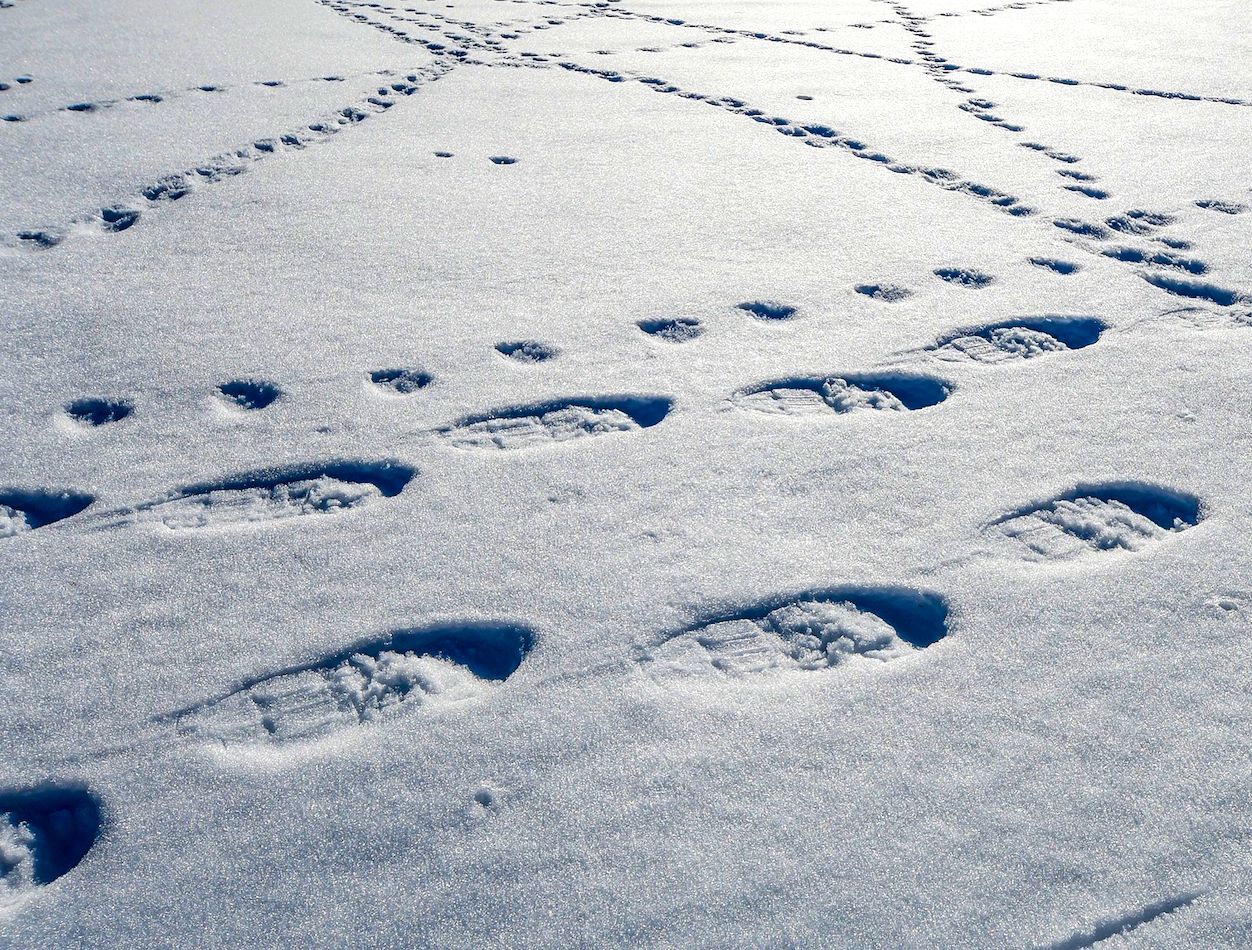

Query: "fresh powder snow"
left=2, top=0, right=1251, bottom=946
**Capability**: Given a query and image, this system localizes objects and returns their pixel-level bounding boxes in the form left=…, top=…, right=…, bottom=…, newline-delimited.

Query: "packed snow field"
left=2, top=0, right=1251, bottom=945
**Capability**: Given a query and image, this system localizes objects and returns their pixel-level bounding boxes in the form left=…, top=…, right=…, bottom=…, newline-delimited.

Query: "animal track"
left=0, top=785, right=102, bottom=911
left=637, top=317, right=704, bottom=342
left=737, top=300, right=797, bottom=321
left=495, top=340, right=559, bottom=363
left=0, top=488, right=95, bottom=538
left=1029, top=257, right=1079, bottom=274
left=172, top=622, right=533, bottom=746
left=855, top=284, right=913, bottom=302
left=990, top=482, right=1201, bottom=561
left=927, top=316, right=1105, bottom=364
left=489, top=155, right=518, bottom=165
left=934, top=267, right=993, bottom=288
left=65, top=398, right=132, bottom=427
left=640, top=587, right=949, bottom=683
left=217, top=379, right=281, bottom=411
left=1101, top=247, right=1207, bottom=275
left=440, top=396, right=672, bottom=451
left=117, top=460, right=416, bottom=530
left=732, top=373, right=950, bottom=416
left=369, top=368, right=434, bottom=394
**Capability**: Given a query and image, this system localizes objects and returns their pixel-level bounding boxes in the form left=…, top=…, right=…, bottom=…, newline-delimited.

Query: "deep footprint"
left=120, top=460, right=416, bottom=530
left=1, top=488, right=95, bottom=538
left=855, top=284, right=913, bottom=302
left=65, top=397, right=132, bottom=427
left=637, top=317, right=704, bottom=342
left=641, top=587, right=949, bottom=682
left=928, top=316, right=1105, bottom=364
left=217, top=379, right=281, bottom=411
left=0, top=785, right=102, bottom=911
left=991, top=482, right=1202, bottom=561
left=173, top=622, right=534, bottom=745
left=440, top=396, right=672, bottom=451
left=1029, top=257, right=1079, bottom=274
left=733, top=373, right=950, bottom=416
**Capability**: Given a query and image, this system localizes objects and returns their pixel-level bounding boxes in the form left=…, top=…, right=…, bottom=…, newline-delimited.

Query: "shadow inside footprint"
left=65, top=398, right=132, bottom=427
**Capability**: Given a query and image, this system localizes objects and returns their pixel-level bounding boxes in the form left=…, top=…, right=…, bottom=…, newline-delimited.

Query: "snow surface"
left=2, top=0, right=1252, bottom=945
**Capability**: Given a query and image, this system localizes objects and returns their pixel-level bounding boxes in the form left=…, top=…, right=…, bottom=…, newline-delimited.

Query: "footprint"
left=1140, top=273, right=1243, bottom=307
left=732, top=373, right=950, bottom=416
left=117, top=460, right=416, bottom=530
left=488, top=156, right=518, bottom=165
left=440, top=396, right=672, bottom=451
left=0, top=488, right=95, bottom=539
left=1195, top=199, right=1247, bottom=215
left=637, top=317, right=704, bottom=342
left=217, top=379, right=281, bottom=411
left=737, top=300, right=797, bottom=321
left=0, top=785, right=102, bottom=911
left=172, top=622, right=533, bottom=746
left=855, top=284, right=913, bottom=302
left=495, top=340, right=558, bottom=364
left=640, top=587, right=948, bottom=683
left=1029, top=257, right=1079, bottom=274
left=990, top=482, right=1201, bottom=561
left=1102, top=247, right=1207, bottom=275
left=369, top=368, right=433, bottom=395
left=934, top=267, right=994, bottom=289
left=927, top=316, right=1106, bottom=364
left=65, top=398, right=132, bottom=427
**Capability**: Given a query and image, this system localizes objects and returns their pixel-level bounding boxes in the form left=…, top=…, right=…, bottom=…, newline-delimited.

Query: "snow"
left=2, top=0, right=1252, bottom=945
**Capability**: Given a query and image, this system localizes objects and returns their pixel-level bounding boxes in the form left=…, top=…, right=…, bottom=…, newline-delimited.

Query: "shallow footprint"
left=928, top=316, right=1105, bottom=364
left=117, top=460, right=416, bottom=530
left=370, top=368, right=433, bottom=395
left=641, top=587, right=948, bottom=684
left=637, top=317, right=703, bottom=342
left=173, top=622, right=533, bottom=746
left=440, top=396, right=671, bottom=451
left=732, top=373, right=950, bottom=416
left=934, top=267, right=993, bottom=289
left=495, top=340, right=558, bottom=364
left=990, top=482, right=1201, bottom=561
left=0, top=785, right=102, bottom=912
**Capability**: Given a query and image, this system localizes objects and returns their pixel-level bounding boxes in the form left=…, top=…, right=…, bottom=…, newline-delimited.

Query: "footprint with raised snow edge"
left=439, top=395, right=672, bottom=451
left=64, top=397, right=132, bottom=427
left=369, top=368, right=433, bottom=395
left=1, top=488, right=95, bottom=538
left=732, top=373, right=951, bottom=416
left=989, top=482, right=1202, bottom=562
left=640, top=586, right=949, bottom=684
left=102, top=460, right=416, bottom=530
left=216, top=379, right=281, bottom=411
left=495, top=340, right=559, bottom=364
left=923, top=316, right=1106, bottom=364
left=637, top=317, right=704, bottom=342
left=1, top=784, right=102, bottom=913
left=170, top=622, right=534, bottom=746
